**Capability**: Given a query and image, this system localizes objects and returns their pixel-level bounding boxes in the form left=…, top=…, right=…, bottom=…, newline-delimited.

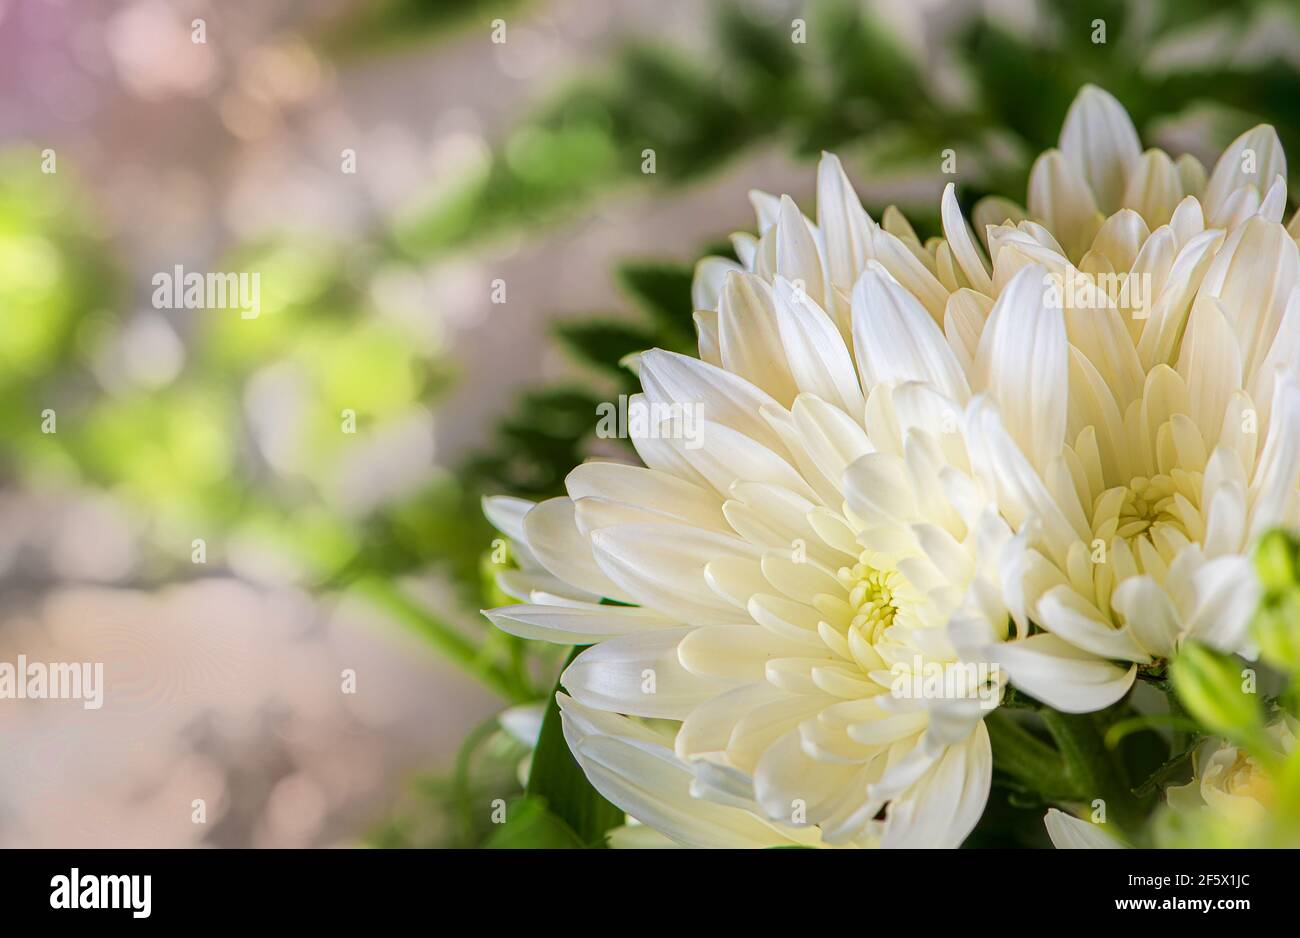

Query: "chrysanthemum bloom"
left=942, top=86, right=1300, bottom=713
left=1164, top=721, right=1294, bottom=825
left=485, top=147, right=1024, bottom=847
left=484, top=83, right=1300, bottom=846
left=1044, top=718, right=1297, bottom=847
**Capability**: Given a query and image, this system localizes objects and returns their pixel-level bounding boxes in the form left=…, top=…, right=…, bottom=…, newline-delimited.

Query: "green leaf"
left=615, top=261, right=697, bottom=350
left=553, top=319, right=656, bottom=381
left=1171, top=642, right=1265, bottom=743
left=525, top=647, right=625, bottom=846
left=483, top=796, right=585, bottom=849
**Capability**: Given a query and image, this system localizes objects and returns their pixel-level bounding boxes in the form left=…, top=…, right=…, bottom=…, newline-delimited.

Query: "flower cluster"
left=485, top=85, right=1300, bottom=847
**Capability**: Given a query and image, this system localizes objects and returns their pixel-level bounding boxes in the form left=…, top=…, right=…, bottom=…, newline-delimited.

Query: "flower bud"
left=1171, top=642, right=1264, bottom=740
left=1255, top=529, right=1300, bottom=596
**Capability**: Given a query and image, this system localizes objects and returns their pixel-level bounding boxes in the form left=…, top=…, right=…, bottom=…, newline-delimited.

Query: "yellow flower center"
left=1091, top=472, right=1201, bottom=570
left=1115, top=474, right=1180, bottom=538
left=838, top=557, right=901, bottom=646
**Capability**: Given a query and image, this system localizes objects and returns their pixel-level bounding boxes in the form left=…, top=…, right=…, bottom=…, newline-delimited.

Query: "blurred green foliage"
left=384, top=0, right=1300, bottom=261
left=9, top=0, right=1300, bottom=848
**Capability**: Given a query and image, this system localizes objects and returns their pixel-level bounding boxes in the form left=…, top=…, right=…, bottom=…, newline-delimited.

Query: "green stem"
left=985, top=711, right=1082, bottom=801
left=1041, top=710, right=1148, bottom=833
left=354, top=576, right=528, bottom=702
left=1165, top=686, right=1191, bottom=753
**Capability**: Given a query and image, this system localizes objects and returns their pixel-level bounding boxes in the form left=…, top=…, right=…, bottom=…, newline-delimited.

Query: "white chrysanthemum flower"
left=1044, top=719, right=1296, bottom=848
left=940, top=85, right=1300, bottom=713
left=482, top=82, right=1300, bottom=847
left=1164, top=720, right=1295, bottom=825
left=485, top=150, right=1022, bottom=848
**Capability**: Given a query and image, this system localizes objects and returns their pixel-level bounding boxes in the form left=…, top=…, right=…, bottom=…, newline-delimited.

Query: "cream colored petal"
left=1059, top=84, right=1142, bottom=214
left=692, top=255, right=743, bottom=311
left=693, top=309, right=722, bottom=366
left=941, top=183, right=994, bottom=294
left=776, top=194, right=826, bottom=307
left=1176, top=154, right=1207, bottom=200
left=1199, top=216, right=1300, bottom=382
left=562, top=630, right=731, bottom=720
left=638, top=348, right=788, bottom=454
left=773, top=276, right=866, bottom=416
left=1089, top=209, right=1150, bottom=272
left=566, top=460, right=727, bottom=531
left=558, top=694, right=822, bottom=847
left=482, top=494, right=534, bottom=544
left=485, top=601, right=681, bottom=644
left=1028, top=148, right=1104, bottom=261
left=1123, top=149, right=1184, bottom=228
left=677, top=626, right=829, bottom=682
left=944, top=289, right=993, bottom=377
left=1175, top=297, right=1243, bottom=447
left=524, top=497, right=635, bottom=602
left=1044, top=808, right=1125, bottom=848
left=817, top=152, right=875, bottom=295
left=962, top=398, right=1088, bottom=564
left=1248, top=370, right=1300, bottom=541
left=865, top=230, right=950, bottom=321
left=880, top=723, right=991, bottom=848
left=1203, top=124, right=1286, bottom=227
left=973, top=196, right=1028, bottom=252
left=718, top=271, right=799, bottom=405
left=987, top=633, right=1136, bottom=713
left=592, top=517, right=763, bottom=617
left=1036, top=585, right=1151, bottom=663
left=1110, top=575, right=1182, bottom=658
left=1182, top=555, right=1259, bottom=654
left=851, top=267, right=970, bottom=403
left=973, top=264, right=1068, bottom=472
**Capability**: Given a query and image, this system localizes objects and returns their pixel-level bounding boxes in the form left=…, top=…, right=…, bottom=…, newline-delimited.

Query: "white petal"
left=1203, top=124, right=1286, bottom=228
left=692, top=255, right=743, bottom=311
left=773, top=276, right=866, bottom=415
left=941, top=183, right=994, bottom=294
left=852, top=268, right=970, bottom=403
left=566, top=460, right=727, bottom=532
left=1110, top=576, right=1182, bottom=658
left=524, top=497, right=634, bottom=602
left=1059, top=85, right=1142, bottom=214
left=776, top=194, right=826, bottom=306
left=1036, top=585, right=1151, bottom=663
left=1175, top=297, right=1242, bottom=446
left=973, top=264, right=1068, bottom=471
left=1028, top=149, right=1103, bottom=261
left=638, top=349, right=788, bottom=454
left=817, top=152, right=874, bottom=295
left=485, top=601, right=681, bottom=644
left=1044, top=808, right=1125, bottom=848
left=719, top=271, right=799, bottom=405
left=558, top=694, right=819, bottom=847
left=988, top=633, right=1136, bottom=713
left=590, top=521, right=760, bottom=625
left=562, top=630, right=730, bottom=719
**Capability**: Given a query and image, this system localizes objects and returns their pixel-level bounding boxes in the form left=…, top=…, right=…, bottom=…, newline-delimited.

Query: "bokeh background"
left=2, top=0, right=1300, bottom=847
